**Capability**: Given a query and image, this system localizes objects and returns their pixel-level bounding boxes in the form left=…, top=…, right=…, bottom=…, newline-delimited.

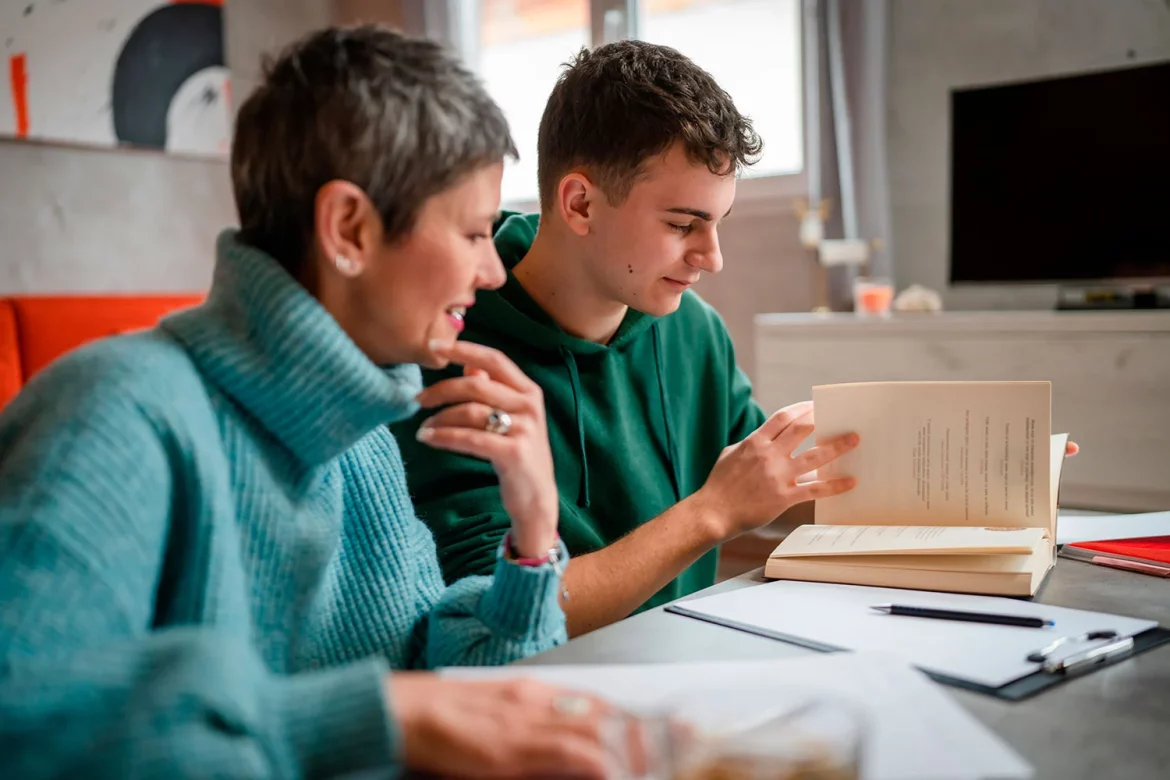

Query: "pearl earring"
left=334, top=253, right=359, bottom=277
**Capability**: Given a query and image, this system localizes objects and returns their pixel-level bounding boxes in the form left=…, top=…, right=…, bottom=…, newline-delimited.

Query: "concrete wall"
left=0, top=0, right=333, bottom=295
left=226, top=0, right=334, bottom=105
left=0, top=139, right=233, bottom=292
left=887, top=0, right=1170, bottom=310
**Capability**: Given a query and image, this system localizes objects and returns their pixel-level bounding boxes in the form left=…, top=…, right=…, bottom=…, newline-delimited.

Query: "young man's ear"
left=557, top=172, right=597, bottom=237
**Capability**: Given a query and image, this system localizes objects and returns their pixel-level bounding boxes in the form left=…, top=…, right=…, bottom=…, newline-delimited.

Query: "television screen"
left=950, top=60, right=1170, bottom=284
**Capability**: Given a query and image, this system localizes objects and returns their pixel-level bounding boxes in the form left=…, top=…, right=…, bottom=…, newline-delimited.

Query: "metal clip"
left=1026, top=629, right=1135, bottom=674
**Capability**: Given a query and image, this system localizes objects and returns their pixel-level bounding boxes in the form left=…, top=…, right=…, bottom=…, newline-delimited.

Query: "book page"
left=771, top=524, right=1047, bottom=558
left=1050, top=432, right=1069, bottom=530
left=812, top=382, right=1052, bottom=529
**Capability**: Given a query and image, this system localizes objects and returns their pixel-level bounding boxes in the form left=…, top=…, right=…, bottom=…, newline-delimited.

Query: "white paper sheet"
left=1057, top=510, right=1170, bottom=544
left=445, top=653, right=1032, bottom=780
left=672, top=581, right=1157, bottom=689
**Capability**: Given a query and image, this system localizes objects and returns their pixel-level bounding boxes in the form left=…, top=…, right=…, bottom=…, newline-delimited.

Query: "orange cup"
left=853, top=278, right=894, bottom=316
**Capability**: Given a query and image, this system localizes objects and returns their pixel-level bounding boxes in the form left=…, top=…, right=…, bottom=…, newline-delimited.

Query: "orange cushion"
left=0, top=301, right=21, bottom=409
left=11, top=295, right=204, bottom=381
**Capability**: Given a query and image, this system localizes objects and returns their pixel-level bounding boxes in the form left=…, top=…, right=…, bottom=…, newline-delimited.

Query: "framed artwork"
left=1, top=0, right=231, bottom=157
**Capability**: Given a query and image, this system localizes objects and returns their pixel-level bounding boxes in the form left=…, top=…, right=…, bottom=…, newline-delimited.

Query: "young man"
left=392, top=40, right=860, bottom=636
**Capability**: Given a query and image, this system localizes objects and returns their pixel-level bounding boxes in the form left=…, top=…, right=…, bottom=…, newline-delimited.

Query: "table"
left=518, top=560, right=1170, bottom=780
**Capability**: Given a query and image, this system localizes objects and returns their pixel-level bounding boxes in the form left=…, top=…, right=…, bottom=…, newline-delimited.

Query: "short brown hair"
left=536, top=39, right=762, bottom=211
left=231, top=25, right=517, bottom=273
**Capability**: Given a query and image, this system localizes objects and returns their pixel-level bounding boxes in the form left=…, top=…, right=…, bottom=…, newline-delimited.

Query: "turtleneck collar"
left=160, top=229, right=422, bottom=467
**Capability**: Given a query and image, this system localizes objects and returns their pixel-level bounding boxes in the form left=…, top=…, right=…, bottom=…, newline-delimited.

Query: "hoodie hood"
left=482, top=211, right=660, bottom=353
left=473, top=211, right=681, bottom=509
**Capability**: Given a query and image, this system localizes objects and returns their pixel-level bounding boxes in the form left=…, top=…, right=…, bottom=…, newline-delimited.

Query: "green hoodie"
left=393, top=212, right=766, bottom=613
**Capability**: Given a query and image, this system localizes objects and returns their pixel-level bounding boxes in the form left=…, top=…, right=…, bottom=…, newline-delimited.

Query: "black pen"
left=870, top=604, right=1054, bottom=628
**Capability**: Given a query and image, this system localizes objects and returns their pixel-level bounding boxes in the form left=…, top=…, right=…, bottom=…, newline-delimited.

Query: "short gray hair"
left=231, top=25, right=517, bottom=273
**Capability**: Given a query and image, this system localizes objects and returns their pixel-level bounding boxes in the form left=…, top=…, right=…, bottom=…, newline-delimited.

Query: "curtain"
left=806, top=0, right=894, bottom=309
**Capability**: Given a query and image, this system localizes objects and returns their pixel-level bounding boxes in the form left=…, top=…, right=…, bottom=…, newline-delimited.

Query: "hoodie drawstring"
left=652, top=325, right=683, bottom=501
left=559, top=346, right=591, bottom=508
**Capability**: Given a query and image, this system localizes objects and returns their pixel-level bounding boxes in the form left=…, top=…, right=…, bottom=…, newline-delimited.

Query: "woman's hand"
left=389, top=672, right=612, bottom=778
left=415, top=340, right=558, bottom=559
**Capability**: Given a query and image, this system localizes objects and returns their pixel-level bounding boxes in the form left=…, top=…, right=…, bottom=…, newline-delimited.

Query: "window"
left=638, top=0, right=803, bottom=179
left=476, top=0, right=591, bottom=205
left=466, top=0, right=803, bottom=205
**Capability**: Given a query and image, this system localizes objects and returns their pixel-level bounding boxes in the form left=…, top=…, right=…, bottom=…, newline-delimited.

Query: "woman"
left=0, top=26, right=613, bottom=779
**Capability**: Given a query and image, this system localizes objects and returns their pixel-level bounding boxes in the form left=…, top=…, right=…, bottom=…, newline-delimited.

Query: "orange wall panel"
left=11, top=295, right=203, bottom=381
left=0, top=301, right=21, bottom=409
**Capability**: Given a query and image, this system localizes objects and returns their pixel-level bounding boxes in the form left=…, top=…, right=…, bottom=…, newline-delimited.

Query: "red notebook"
left=1061, top=536, right=1170, bottom=576
left=1069, top=537, right=1170, bottom=564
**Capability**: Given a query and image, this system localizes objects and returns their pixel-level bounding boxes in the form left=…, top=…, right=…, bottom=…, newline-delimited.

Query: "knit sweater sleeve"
left=415, top=527, right=568, bottom=669
left=0, top=362, right=395, bottom=779
left=364, top=429, right=567, bottom=669
left=392, top=367, right=513, bottom=584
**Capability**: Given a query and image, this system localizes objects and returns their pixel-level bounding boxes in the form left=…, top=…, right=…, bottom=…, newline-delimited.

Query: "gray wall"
left=0, top=0, right=333, bottom=295
left=227, top=0, right=335, bottom=103
left=0, top=140, right=233, bottom=293
left=887, top=0, right=1170, bottom=310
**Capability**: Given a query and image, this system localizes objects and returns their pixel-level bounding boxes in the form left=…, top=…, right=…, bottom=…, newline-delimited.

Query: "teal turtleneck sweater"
left=0, top=231, right=568, bottom=779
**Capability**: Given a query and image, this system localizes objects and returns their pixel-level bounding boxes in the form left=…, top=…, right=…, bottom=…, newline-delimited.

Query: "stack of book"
left=765, top=381, right=1069, bottom=597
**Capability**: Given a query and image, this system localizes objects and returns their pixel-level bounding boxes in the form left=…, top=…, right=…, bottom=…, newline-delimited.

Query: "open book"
left=765, top=381, right=1070, bottom=597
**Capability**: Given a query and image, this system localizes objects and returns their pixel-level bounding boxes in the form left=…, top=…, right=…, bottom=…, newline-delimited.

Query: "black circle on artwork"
left=112, top=3, right=224, bottom=150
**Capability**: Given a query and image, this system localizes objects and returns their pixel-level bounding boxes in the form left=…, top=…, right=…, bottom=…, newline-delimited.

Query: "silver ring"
left=551, top=695, right=592, bottom=717
left=484, top=408, right=512, bottom=435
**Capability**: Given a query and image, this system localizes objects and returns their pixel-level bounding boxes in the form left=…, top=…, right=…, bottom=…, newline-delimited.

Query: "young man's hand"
left=390, top=673, right=612, bottom=778
left=414, top=340, right=558, bottom=559
left=691, top=401, right=859, bottom=541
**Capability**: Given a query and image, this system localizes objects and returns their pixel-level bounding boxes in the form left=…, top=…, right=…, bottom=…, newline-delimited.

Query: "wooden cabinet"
left=752, top=310, right=1170, bottom=513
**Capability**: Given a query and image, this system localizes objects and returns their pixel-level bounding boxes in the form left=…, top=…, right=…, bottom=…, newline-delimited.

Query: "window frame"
left=456, top=0, right=808, bottom=210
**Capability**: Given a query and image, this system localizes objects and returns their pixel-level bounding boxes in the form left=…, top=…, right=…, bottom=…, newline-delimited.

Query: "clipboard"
left=663, top=580, right=1170, bottom=701
left=665, top=603, right=1170, bottom=700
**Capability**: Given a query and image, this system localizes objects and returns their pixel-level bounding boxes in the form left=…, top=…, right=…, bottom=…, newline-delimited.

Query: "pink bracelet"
left=503, top=532, right=561, bottom=566
left=503, top=533, right=569, bottom=602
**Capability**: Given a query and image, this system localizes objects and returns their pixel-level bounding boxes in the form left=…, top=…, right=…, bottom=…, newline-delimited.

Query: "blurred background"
left=1, top=0, right=1168, bottom=578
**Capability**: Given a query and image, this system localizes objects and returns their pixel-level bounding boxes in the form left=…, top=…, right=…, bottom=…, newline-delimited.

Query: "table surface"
left=518, top=559, right=1170, bottom=780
